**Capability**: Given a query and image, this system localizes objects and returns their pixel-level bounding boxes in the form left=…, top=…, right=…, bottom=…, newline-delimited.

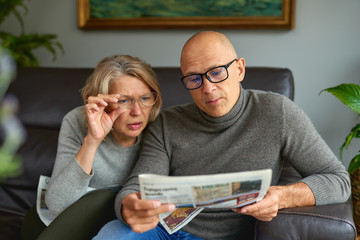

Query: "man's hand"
left=121, top=193, right=176, bottom=233
left=232, top=182, right=315, bottom=221
left=232, top=186, right=282, bottom=221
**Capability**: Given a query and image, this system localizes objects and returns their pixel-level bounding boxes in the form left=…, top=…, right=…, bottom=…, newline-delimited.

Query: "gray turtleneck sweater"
left=115, top=88, right=350, bottom=240
left=45, top=106, right=142, bottom=216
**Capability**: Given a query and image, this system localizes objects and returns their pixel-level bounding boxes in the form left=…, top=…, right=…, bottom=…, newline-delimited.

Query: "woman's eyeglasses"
left=116, top=92, right=158, bottom=109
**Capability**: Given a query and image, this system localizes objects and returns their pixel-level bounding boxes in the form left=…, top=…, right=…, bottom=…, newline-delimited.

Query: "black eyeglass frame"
left=181, top=59, right=237, bottom=90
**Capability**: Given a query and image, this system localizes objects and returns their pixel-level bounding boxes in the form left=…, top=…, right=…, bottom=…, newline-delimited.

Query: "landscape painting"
left=78, top=0, right=295, bottom=29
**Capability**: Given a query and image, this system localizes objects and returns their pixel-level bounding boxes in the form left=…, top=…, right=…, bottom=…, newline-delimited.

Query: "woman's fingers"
left=85, top=103, right=100, bottom=112
left=87, top=94, right=120, bottom=106
left=108, top=107, right=127, bottom=121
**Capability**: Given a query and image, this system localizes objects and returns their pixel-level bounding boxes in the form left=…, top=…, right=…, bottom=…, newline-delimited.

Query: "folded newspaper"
left=36, top=175, right=95, bottom=226
left=139, top=169, right=272, bottom=234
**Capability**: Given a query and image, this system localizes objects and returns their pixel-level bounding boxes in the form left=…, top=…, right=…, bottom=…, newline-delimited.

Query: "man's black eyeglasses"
left=181, top=59, right=237, bottom=90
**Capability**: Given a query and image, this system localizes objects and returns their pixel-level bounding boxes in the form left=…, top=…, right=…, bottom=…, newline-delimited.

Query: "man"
left=94, top=31, right=350, bottom=240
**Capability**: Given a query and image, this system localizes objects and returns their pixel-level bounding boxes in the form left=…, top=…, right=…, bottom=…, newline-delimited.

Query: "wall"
left=2, top=0, right=360, bottom=168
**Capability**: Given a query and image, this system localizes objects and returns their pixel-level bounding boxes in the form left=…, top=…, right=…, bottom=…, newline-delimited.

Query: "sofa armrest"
left=254, top=198, right=356, bottom=240
left=255, top=162, right=357, bottom=240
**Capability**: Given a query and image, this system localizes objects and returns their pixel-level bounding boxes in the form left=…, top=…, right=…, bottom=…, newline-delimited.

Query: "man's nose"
left=201, top=75, right=216, bottom=93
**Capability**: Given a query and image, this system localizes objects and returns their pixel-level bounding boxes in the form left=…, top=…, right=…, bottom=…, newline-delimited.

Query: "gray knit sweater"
left=115, top=87, right=350, bottom=239
left=45, top=106, right=142, bottom=216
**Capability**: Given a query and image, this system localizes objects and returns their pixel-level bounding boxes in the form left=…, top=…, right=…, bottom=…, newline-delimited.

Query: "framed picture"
left=78, top=0, right=295, bottom=30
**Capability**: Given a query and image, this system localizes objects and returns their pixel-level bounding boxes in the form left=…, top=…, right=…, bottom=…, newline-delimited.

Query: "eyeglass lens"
left=117, top=92, right=157, bottom=109
left=181, top=59, right=236, bottom=90
left=184, top=67, right=227, bottom=89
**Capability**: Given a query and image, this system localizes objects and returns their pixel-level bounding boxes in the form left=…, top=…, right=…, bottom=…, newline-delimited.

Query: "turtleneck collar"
left=197, top=85, right=247, bottom=129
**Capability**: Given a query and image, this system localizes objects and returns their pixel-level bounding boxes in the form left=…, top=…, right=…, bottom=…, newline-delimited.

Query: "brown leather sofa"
left=0, top=67, right=356, bottom=239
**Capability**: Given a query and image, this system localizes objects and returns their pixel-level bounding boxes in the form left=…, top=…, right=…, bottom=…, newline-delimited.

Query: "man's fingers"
left=241, top=201, right=275, bottom=215
left=125, top=210, right=159, bottom=225
left=232, top=196, right=279, bottom=221
left=240, top=202, right=260, bottom=214
left=123, top=193, right=175, bottom=214
left=129, top=199, right=175, bottom=217
left=122, top=192, right=176, bottom=233
left=131, top=222, right=159, bottom=233
left=136, top=203, right=175, bottom=217
left=124, top=193, right=159, bottom=210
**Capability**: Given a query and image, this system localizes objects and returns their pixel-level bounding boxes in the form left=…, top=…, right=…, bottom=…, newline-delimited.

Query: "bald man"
left=93, top=31, right=350, bottom=240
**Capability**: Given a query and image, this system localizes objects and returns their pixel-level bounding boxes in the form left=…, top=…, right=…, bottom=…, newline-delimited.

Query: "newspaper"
left=139, top=169, right=272, bottom=234
left=36, top=175, right=95, bottom=226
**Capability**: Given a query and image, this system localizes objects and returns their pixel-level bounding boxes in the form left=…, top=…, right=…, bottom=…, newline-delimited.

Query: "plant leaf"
left=0, top=0, right=26, bottom=29
left=1, top=32, right=64, bottom=67
left=340, top=123, right=360, bottom=161
left=340, top=142, right=346, bottom=161
left=12, top=7, right=26, bottom=34
left=320, top=83, right=360, bottom=114
left=348, top=154, right=360, bottom=173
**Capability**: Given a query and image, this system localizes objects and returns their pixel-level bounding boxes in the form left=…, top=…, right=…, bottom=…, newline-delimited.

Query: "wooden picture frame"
left=78, top=0, right=295, bottom=30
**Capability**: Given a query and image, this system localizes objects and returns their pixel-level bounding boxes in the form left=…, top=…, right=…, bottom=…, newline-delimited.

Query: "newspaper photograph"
left=159, top=207, right=204, bottom=234
left=139, top=169, right=272, bottom=234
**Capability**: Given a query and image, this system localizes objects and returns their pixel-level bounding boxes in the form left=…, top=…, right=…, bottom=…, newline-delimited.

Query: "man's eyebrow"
left=184, top=64, right=223, bottom=76
left=183, top=71, right=199, bottom=76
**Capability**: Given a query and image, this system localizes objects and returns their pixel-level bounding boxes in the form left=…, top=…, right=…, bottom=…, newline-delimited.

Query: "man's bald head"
left=180, top=31, right=237, bottom=68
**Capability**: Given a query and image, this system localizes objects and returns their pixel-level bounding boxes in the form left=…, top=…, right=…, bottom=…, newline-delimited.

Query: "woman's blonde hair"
left=81, top=55, right=162, bottom=122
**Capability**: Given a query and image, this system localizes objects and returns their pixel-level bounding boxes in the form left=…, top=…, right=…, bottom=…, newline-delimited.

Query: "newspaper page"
left=139, top=169, right=272, bottom=234
left=36, top=175, right=95, bottom=226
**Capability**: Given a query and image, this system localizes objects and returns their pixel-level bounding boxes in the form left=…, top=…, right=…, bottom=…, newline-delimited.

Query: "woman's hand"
left=85, top=94, right=125, bottom=142
left=75, top=94, right=126, bottom=174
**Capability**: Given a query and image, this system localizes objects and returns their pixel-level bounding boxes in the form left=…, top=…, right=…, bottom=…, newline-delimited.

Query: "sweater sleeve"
left=280, top=97, right=351, bottom=205
left=45, top=107, right=93, bottom=216
left=115, top=114, right=170, bottom=221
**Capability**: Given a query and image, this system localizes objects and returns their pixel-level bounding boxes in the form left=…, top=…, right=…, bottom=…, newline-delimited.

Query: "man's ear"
left=236, top=58, right=246, bottom=82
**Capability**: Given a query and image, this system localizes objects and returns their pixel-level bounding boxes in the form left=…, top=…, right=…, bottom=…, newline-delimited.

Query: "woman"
left=45, top=54, right=161, bottom=215
left=22, top=54, right=162, bottom=240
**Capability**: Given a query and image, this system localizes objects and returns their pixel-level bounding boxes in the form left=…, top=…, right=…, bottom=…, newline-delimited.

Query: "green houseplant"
left=0, top=46, right=24, bottom=182
left=0, top=0, right=64, bottom=67
left=321, top=83, right=360, bottom=235
left=321, top=83, right=360, bottom=173
left=0, top=0, right=62, bottom=180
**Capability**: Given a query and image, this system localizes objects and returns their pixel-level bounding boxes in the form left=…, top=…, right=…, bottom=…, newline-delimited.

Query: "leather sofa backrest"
left=8, top=68, right=92, bottom=128
left=8, top=67, right=294, bottom=129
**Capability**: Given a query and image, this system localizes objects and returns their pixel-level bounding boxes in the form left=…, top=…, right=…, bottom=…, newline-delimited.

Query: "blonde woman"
left=46, top=54, right=161, bottom=215
left=22, top=55, right=162, bottom=240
